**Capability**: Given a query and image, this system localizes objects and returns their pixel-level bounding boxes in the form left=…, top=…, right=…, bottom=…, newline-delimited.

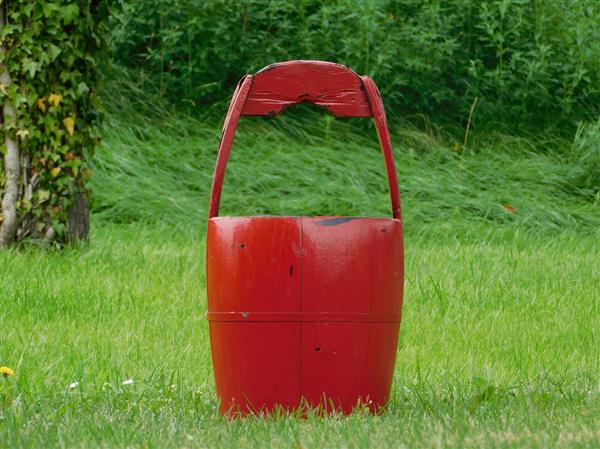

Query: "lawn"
left=1, top=108, right=599, bottom=448
left=1, top=221, right=598, bottom=448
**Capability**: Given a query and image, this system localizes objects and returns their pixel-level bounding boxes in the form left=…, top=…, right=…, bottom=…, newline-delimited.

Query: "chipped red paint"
left=206, top=61, right=404, bottom=416
left=241, top=60, right=372, bottom=117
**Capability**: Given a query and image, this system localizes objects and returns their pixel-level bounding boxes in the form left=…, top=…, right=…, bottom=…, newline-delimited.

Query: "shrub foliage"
left=0, top=0, right=111, bottom=247
left=112, top=0, right=600, bottom=126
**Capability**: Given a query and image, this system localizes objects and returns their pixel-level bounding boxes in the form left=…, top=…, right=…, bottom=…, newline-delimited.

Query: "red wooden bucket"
left=206, top=61, right=404, bottom=415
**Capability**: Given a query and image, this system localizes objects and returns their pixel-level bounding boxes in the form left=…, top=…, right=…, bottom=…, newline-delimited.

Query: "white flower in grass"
left=69, top=382, right=79, bottom=389
left=122, top=379, right=134, bottom=386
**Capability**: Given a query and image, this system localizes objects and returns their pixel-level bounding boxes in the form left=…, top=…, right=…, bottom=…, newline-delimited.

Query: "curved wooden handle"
left=361, top=76, right=401, bottom=220
left=208, top=75, right=254, bottom=219
left=208, top=61, right=401, bottom=220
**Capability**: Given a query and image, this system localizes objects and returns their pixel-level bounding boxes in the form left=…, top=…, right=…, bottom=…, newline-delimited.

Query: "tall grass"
left=91, top=88, right=600, bottom=233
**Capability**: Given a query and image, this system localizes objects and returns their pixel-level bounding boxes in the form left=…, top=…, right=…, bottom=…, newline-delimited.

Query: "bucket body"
left=205, top=61, right=404, bottom=416
left=207, top=216, right=403, bottom=415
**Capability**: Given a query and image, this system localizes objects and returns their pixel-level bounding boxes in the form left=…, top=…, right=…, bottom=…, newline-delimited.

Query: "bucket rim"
left=208, top=215, right=402, bottom=223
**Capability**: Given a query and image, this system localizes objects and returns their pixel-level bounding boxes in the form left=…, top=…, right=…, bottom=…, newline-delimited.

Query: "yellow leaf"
left=63, top=116, right=75, bottom=136
left=48, top=92, right=62, bottom=107
left=37, top=97, right=47, bottom=113
left=16, top=129, right=29, bottom=140
left=50, top=167, right=62, bottom=177
left=0, top=83, right=7, bottom=95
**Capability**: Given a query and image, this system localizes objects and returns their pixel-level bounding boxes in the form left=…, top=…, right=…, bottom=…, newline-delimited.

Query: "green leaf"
left=77, top=82, right=89, bottom=97
left=47, top=44, right=62, bottom=62
left=61, top=4, right=80, bottom=25
left=37, top=189, right=50, bottom=204
left=14, top=92, right=28, bottom=109
left=22, top=59, right=40, bottom=78
left=0, top=24, right=20, bottom=39
left=42, top=2, right=60, bottom=18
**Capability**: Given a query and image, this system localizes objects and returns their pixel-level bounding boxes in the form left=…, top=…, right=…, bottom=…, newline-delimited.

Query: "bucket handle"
left=208, top=66, right=401, bottom=220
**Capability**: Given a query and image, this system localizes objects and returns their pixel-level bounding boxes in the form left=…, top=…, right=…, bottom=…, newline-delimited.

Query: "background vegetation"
left=111, top=0, right=600, bottom=127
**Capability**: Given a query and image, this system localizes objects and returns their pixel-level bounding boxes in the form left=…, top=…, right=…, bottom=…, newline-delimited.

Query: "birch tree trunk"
left=0, top=5, right=20, bottom=249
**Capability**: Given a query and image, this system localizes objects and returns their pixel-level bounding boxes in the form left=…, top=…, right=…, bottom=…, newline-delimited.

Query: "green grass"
left=1, top=99, right=599, bottom=447
left=1, top=223, right=598, bottom=448
left=90, top=93, right=599, bottom=231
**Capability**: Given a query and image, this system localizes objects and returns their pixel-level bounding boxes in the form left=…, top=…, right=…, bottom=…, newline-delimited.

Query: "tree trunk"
left=0, top=5, right=20, bottom=249
left=67, top=191, right=89, bottom=243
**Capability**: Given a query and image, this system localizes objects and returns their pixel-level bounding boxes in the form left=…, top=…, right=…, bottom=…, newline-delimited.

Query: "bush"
left=110, top=0, right=600, bottom=127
